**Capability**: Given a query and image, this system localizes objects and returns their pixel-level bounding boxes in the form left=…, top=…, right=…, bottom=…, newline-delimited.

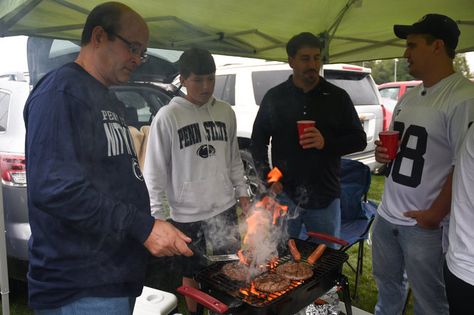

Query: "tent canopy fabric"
left=1, top=0, right=474, bottom=63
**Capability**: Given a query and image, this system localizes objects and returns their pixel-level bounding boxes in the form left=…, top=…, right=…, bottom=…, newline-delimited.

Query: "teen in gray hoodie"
left=143, top=48, right=249, bottom=315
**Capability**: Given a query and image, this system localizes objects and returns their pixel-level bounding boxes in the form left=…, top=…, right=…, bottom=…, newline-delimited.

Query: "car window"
left=324, top=70, right=379, bottom=105
left=379, top=87, right=399, bottom=101
left=252, top=70, right=291, bottom=105
left=112, top=86, right=173, bottom=128
left=0, top=91, right=10, bottom=131
left=49, top=39, right=80, bottom=58
left=215, top=74, right=236, bottom=104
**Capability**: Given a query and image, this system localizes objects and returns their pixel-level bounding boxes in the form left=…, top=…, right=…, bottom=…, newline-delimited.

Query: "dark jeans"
left=35, top=296, right=136, bottom=315
left=444, top=261, right=474, bottom=315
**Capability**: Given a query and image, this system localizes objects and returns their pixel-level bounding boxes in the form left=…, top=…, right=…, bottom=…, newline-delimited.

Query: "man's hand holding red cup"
left=375, top=131, right=400, bottom=163
left=297, top=120, right=324, bottom=149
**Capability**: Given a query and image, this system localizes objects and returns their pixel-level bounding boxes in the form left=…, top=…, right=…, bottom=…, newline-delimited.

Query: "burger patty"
left=275, top=261, right=314, bottom=280
left=221, top=262, right=249, bottom=282
left=253, top=272, right=291, bottom=293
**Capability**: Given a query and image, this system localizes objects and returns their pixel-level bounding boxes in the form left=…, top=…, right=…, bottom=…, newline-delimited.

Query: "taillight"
left=0, top=154, right=26, bottom=186
left=341, top=65, right=363, bottom=71
left=381, top=104, right=391, bottom=131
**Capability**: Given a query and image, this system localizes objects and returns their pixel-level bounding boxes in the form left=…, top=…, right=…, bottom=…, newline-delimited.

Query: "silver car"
left=0, top=73, right=30, bottom=279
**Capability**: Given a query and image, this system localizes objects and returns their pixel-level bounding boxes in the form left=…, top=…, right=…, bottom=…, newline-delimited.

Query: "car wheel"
left=240, top=150, right=259, bottom=201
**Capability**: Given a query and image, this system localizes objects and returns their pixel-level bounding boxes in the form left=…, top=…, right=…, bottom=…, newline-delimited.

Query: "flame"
left=255, top=195, right=288, bottom=225
left=239, top=278, right=305, bottom=303
left=235, top=167, right=287, bottom=288
left=272, top=202, right=288, bottom=225
left=237, top=249, right=249, bottom=265
left=239, top=281, right=266, bottom=298
left=250, top=281, right=260, bottom=296
left=242, top=209, right=272, bottom=247
left=267, top=167, right=282, bottom=183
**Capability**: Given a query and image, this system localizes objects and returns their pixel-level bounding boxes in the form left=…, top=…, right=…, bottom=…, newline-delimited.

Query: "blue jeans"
left=35, top=296, right=136, bottom=315
left=278, top=195, right=341, bottom=243
left=372, top=214, right=448, bottom=315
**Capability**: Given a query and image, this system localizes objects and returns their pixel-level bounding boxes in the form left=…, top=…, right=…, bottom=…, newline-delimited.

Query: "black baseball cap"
left=394, top=14, right=460, bottom=50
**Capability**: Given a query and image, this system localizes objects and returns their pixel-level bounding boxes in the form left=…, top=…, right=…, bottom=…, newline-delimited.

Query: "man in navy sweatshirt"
left=23, top=2, right=192, bottom=314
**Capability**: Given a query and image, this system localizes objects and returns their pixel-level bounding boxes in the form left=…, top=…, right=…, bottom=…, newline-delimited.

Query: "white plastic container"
left=133, top=286, right=178, bottom=315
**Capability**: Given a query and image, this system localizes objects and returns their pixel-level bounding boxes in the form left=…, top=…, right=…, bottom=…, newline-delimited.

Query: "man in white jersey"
left=445, top=125, right=474, bottom=314
left=371, top=14, right=474, bottom=315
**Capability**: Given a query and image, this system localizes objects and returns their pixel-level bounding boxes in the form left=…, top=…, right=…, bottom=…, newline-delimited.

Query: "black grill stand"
left=338, top=274, right=353, bottom=315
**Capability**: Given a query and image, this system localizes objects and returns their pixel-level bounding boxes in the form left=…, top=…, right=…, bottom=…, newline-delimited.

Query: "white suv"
left=214, top=61, right=383, bottom=197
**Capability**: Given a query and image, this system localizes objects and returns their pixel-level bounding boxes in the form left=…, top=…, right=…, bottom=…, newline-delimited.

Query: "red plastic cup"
left=297, top=120, right=315, bottom=139
left=379, top=131, right=400, bottom=160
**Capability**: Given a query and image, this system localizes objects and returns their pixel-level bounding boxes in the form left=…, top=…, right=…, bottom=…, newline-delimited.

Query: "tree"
left=454, top=54, right=472, bottom=78
left=356, top=53, right=472, bottom=84
left=357, top=59, right=412, bottom=84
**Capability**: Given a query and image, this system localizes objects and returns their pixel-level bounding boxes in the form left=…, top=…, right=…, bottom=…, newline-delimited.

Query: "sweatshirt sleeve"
left=24, top=91, right=154, bottom=243
left=227, top=107, right=249, bottom=198
left=250, top=93, right=273, bottom=184
left=323, top=90, right=367, bottom=156
left=143, top=110, right=172, bottom=220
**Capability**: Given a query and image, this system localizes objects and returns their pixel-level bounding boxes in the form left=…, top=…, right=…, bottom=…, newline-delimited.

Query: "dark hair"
left=80, top=2, right=125, bottom=46
left=178, top=47, right=216, bottom=79
left=286, top=32, right=322, bottom=58
left=421, top=34, right=456, bottom=59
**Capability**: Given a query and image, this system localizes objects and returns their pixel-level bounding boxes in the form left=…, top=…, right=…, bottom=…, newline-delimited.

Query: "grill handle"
left=306, top=231, right=349, bottom=247
left=177, top=285, right=229, bottom=314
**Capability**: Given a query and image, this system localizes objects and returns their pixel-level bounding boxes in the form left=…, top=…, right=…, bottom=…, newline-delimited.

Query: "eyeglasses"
left=113, top=33, right=149, bottom=63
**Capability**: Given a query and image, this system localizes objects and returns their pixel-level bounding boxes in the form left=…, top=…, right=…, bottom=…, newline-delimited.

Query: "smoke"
left=200, top=196, right=306, bottom=279
left=294, top=185, right=310, bottom=206
left=202, top=211, right=241, bottom=255
left=238, top=200, right=290, bottom=276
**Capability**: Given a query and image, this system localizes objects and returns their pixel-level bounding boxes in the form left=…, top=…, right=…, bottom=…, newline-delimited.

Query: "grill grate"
left=196, top=239, right=348, bottom=308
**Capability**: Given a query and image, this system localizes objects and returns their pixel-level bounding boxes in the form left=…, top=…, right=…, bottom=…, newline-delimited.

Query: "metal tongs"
left=204, top=254, right=240, bottom=262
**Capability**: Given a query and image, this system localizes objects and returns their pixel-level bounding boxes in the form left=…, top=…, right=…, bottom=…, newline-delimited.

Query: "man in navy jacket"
left=24, top=2, right=192, bottom=314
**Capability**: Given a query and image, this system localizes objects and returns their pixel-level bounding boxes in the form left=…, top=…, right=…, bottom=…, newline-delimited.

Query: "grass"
left=340, top=172, right=385, bottom=313
left=342, top=174, right=414, bottom=315
left=2, top=280, right=33, bottom=315
left=4, top=174, right=415, bottom=315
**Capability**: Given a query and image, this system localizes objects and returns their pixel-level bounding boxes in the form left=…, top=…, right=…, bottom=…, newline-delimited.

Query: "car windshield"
left=324, top=70, right=379, bottom=105
left=252, top=70, right=292, bottom=105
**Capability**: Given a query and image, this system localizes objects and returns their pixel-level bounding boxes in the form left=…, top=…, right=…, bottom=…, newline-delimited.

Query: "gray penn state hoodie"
left=143, top=96, right=248, bottom=222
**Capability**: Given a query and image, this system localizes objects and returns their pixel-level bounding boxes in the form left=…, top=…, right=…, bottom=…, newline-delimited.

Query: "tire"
left=240, top=150, right=259, bottom=201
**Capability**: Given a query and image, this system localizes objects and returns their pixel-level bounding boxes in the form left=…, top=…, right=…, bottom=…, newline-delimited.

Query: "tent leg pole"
left=0, top=183, right=10, bottom=315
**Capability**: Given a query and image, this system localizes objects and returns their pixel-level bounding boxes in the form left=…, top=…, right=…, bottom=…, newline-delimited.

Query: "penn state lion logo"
left=197, top=144, right=216, bottom=158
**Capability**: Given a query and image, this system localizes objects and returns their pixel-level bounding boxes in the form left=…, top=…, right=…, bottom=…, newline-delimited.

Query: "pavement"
left=337, top=301, right=373, bottom=315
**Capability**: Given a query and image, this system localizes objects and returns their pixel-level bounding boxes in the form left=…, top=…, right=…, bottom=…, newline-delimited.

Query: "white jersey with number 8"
left=378, top=72, right=474, bottom=226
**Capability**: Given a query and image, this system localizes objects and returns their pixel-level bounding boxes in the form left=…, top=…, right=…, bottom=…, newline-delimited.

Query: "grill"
left=178, top=239, right=353, bottom=315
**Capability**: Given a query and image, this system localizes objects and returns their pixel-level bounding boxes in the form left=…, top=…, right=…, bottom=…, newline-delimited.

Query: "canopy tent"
left=1, top=0, right=474, bottom=64
left=0, top=1, right=473, bottom=315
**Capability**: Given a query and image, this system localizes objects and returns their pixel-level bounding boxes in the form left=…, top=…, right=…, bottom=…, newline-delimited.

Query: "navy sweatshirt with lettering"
left=24, top=63, right=155, bottom=309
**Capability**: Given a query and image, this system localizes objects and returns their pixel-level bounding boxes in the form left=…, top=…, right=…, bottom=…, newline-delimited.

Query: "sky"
left=1, top=35, right=474, bottom=77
